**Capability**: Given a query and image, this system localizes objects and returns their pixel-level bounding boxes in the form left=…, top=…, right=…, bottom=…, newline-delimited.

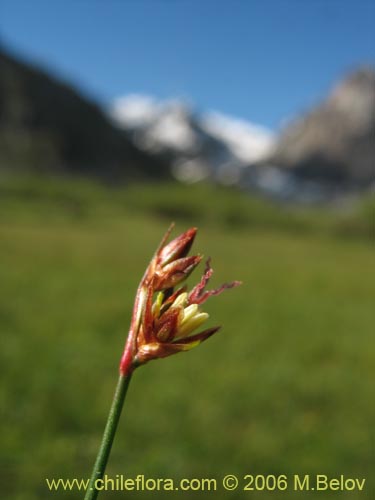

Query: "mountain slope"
left=266, top=67, right=375, bottom=186
left=0, top=46, right=166, bottom=180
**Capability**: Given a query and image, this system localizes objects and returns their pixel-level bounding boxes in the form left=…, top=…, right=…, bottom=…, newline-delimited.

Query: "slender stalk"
left=84, top=373, right=132, bottom=500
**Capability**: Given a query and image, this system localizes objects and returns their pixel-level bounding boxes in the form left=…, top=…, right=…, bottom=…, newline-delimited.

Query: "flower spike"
left=119, top=226, right=241, bottom=375
left=85, top=225, right=241, bottom=500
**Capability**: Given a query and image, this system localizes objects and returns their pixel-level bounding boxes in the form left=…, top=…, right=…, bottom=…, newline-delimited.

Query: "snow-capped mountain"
left=201, top=112, right=275, bottom=164
left=108, top=68, right=374, bottom=203
left=239, top=67, right=375, bottom=203
left=109, top=95, right=275, bottom=184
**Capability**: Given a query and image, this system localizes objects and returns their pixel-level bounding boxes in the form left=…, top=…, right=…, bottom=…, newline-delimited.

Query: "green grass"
left=0, top=175, right=374, bottom=499
left=0, top=174, right=374, bottom=239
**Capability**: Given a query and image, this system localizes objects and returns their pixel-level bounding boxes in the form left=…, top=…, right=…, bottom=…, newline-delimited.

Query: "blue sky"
left=1, top=0, right=374, bottom=130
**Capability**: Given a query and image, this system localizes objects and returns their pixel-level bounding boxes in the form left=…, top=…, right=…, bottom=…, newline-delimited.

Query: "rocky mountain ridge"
left=258, top=67, right=375, bottom=187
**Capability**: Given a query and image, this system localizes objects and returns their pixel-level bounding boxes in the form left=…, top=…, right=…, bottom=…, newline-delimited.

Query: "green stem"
left=84, top=373, right=132, bottom=500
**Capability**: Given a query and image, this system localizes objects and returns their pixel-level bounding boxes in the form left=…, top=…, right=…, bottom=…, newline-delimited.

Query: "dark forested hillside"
left=0, top=46, right=167, bottom=181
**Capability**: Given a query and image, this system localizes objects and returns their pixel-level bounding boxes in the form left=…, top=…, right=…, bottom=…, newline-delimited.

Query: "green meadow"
left=0, top=176, right=374, bottom=499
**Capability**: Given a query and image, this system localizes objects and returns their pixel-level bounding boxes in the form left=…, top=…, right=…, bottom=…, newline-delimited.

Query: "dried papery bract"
left=119, top=225, right=241, bottom=375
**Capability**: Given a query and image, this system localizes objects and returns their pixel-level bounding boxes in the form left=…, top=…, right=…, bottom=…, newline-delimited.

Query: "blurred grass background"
left=0, top=176, right=374, bottom=499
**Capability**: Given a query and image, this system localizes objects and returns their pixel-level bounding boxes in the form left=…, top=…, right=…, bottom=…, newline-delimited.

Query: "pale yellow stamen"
left=177, top=312, right=209, bottom=338
left=172, top=292, right=188, bottom=308
left=152, top=291, right=164, bottom=317
left=181, top=304, right=199, bottom=324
